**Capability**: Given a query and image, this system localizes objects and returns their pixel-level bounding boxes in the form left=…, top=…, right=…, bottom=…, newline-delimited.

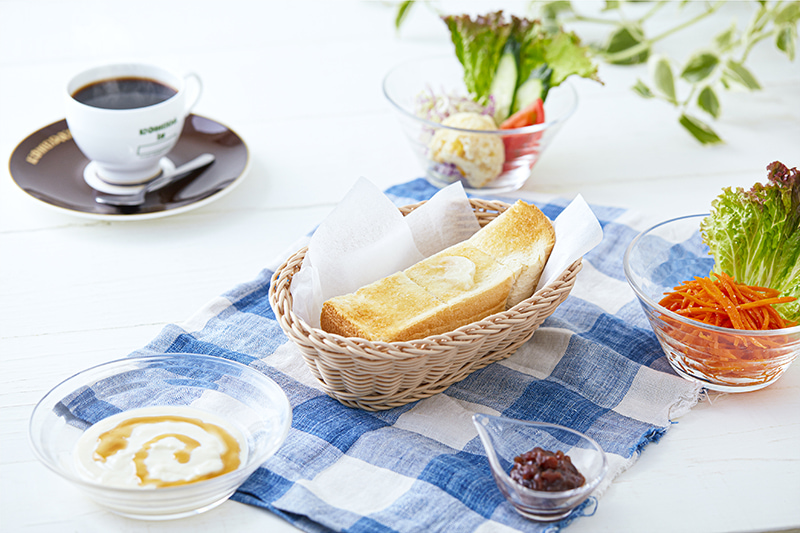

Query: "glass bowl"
left=383, top=55, right=577, bottom=194
left=473, top=414, right=607, bottom=522
left=624, top=214, right=800, bottom=392
left=29, top=353, right=292, bottom=520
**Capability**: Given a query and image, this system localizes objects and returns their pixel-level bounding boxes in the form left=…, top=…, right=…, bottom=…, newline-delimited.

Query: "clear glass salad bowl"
left=383, top=55, right=578, bottom=194
left=29, top=353, right=292, bottom=520
left=624, top=214, right=800, bottom=392
left=472, top=414, right=607, bottom=522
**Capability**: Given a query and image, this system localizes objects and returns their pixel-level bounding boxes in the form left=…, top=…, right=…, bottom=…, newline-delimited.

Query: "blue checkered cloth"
left=127, top=179, right=700, bottom=532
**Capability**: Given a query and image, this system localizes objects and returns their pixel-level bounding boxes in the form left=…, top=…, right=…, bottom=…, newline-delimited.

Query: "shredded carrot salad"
left=659, top=272, right=797, bottom=330
left=657, top=272, right=798, bottom=386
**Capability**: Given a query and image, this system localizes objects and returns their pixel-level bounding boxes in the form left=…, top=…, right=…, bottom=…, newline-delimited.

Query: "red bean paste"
left=509, top=447, right=586, bottom=491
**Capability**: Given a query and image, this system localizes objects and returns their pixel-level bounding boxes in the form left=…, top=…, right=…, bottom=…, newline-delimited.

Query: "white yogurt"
left=74, top=405, right=248, bottom=489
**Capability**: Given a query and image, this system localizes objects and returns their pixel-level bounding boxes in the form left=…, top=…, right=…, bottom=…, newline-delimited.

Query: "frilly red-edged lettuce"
left=700, top=161, right=800, bottom=322
left=442, top=11, right=513, bottom=105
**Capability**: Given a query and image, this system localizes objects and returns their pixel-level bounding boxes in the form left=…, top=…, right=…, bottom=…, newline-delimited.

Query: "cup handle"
left=183, top=72, right=203, bottom=114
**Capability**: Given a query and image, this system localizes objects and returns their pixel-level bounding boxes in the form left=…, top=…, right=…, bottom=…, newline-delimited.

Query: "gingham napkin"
left=124, top=178, right=700, bottom=532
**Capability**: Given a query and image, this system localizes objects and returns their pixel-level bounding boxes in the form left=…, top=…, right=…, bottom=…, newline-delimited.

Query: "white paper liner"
left=291, top=178, right=603, bottom=329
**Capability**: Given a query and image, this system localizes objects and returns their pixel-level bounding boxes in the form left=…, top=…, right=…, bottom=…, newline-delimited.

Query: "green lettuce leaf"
left=700, top=161, right=800, bottom=322
left=442, top=12, right=512, bottom=102
left=441, top=11, right=598, bottom=104
left=544, top=31, right=600, bottom=86
left=510, top=16, right=548, bottom=87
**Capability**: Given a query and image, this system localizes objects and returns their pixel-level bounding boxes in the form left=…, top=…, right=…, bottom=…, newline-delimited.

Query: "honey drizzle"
left=93, top=414, right=241, bottom=488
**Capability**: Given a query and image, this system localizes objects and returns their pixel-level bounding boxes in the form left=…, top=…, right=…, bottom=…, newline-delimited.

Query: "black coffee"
left=72, top=77, right=177, bottom=110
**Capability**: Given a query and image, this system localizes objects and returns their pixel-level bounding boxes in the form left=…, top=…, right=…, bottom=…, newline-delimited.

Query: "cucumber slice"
left=512, top=65, right=553, bottom=113
left=489, top=50, right=518, bottom=124
left=512, top=78, right=543, bottom=113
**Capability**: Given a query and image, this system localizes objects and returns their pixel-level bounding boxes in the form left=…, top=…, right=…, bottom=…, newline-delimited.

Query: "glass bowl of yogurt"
left=28, top=353, right=292, bottom=520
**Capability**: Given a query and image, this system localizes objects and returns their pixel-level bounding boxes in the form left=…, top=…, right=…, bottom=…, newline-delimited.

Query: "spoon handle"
left=94, top=153, right=216, bottom=206
left=145, top=153, right=216, bottom=194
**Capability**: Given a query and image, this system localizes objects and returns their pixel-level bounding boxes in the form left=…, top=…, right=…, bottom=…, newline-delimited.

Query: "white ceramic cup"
left=65, top=63, right=202, bottom=185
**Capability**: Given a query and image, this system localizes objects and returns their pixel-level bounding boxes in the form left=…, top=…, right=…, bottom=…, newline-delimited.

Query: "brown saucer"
left=8, top=114, right=249, bottom=220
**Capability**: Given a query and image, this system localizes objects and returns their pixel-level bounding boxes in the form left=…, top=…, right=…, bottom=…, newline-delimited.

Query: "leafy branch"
left=394, top=1, right=800, bottom=144
left=535, top=0, right=800, bottom=144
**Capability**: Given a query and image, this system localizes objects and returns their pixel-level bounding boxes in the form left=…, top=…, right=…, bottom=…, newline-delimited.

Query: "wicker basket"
left=269, top=198, right=582, bottom=411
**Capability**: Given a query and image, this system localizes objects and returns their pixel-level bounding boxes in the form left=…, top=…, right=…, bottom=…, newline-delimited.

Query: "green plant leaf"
left=602, top=0, right=621, bottom=11
left=540, top=1, right=574, bottom=21
left=680, top=52, right=720, bottom=83
left=723, top=60, right=762, bottom=90
left=776, top=24, right=797, bottom=61
left=604, top=24, right=650, bottom=64
left=746, top=2, right=769, bottom=26
left=632, top=79, right=654, bottom=98
left=697, top=86, right=720, bottom=118
left=395, top=1, right=414, bottom=31
left=680, top=114, right=723, bottom=144
left=775, top=2, right=800, bottom=24
left=714, top=23, right=736, bottom=50
left=650, top=56, right=677, bottom=103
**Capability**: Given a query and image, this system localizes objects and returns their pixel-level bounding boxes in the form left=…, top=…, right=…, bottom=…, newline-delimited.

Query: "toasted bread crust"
left=319, top=200, right=555, bottom=341
left=467, top=200, right=555, bottom=308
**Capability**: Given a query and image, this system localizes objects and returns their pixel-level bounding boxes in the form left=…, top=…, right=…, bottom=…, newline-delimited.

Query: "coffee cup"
left=65, top=63, right=202, bottom=186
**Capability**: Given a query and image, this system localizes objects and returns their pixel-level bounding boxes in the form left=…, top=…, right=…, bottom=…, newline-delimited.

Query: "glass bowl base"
left=423, top=167, right=531, bottom=195
left=96, top=491, right=234, bottom=521
left=512, top=506, right=574, bottom=522
left=667, top=356, right=784, bottom=393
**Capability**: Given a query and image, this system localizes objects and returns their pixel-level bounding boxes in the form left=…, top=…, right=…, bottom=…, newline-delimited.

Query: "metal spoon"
left=94, top=153, right=215, bottom=206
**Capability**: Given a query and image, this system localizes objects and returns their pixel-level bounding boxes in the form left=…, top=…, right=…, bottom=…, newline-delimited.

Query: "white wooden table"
left=2, top=2, right=798, bottom=532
